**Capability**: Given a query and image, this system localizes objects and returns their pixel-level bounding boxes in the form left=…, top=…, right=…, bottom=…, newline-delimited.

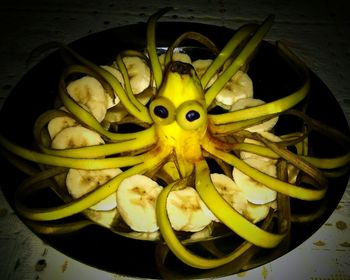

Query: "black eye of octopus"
left=154, top=105, right=169, bottom=119
left=186, top=110, right=200, bottom=122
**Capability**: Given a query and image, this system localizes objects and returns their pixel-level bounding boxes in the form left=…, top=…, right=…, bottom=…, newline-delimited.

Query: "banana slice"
left=210, top=173, right=248, bottom=218
left=166, top=187, right=212, bottom=232
left=47, top=115, right=78, bottom=139
left=51, top=126, right=104, bottom=149
left=66, top=76, right=108, bottom=122
left=66, top=168, right=122, bottom=211
left=233, top=157, right=277, bottom=204
left=100, top=65, right=122, bottom=108
left=116, top=174, right=162, bottom=232
left=122, top=56, right=151, bottom=94
left=192, top=59, right=217, bottom=88
left=244, top=200, right=277, bottom=224
left=230, top=98, right=278, bottom=132
left=240, top=131, right=282, bottom=161
left=215, top=70, right=253, bottom=110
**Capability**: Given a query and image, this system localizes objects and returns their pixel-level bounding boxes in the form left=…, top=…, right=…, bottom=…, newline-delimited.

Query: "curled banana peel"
left=0, top=7, right=350, bottom=272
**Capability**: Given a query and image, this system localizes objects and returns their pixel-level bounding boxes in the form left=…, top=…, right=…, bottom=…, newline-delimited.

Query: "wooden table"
left=0, top=1, right=349, bottom=279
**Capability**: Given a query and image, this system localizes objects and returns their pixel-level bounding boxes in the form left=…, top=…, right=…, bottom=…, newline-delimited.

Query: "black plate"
left=0, top=21, right=349, bottom=279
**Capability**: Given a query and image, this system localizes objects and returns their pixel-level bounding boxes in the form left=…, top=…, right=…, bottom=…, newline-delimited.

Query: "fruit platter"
left=0, top=7, right=349, bottom=279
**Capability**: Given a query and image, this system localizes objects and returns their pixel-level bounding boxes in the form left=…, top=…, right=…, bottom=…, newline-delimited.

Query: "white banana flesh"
left=215, top=70, right=253, bottom=110
left=121, top=56, right=151, bottom=94
left=166, top=186, right=212, bottom=232
left=100, top=65, right=122, bottom=108
left=66, top=76, right=108, bottom=123
left=66, top=168, right=122, bottom=211
left=47, top=115, right=77, bottom=139
left=240, top=131, right=282, bottom=161
left=230, top=98, right=279, bottom=132
left=51, top=125, right=104, bottom=150
left=233, top=157, right=277, bottom=204
left=210, top=173, right=248, bottom=219
left=205, top=173, right=276, bottom=224
left=116, top=174, right=162, bottom=232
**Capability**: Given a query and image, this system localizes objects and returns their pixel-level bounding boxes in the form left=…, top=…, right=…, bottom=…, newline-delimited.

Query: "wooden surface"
left=0, top=0, right=349, bottom=279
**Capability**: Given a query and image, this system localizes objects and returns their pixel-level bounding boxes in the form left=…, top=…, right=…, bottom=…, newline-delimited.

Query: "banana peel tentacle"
left=195, top=159, right=286, bottom=248
left=203, top=140, right=327, bottom=201
left=205, top=15, right=274, bottom=107
left=15, top=145, right=172, bottom=221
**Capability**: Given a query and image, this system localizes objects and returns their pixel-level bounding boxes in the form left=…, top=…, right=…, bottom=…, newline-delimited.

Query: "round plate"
left=0, top=21, right=349, bottom=279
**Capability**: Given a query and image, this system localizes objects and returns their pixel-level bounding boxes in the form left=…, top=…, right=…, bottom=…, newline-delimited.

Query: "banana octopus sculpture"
left=0, top=8, right=349, bottom=270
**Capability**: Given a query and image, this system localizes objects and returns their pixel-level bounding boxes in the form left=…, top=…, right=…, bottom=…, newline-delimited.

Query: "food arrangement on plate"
left=0, top=7, right=349, bottom=276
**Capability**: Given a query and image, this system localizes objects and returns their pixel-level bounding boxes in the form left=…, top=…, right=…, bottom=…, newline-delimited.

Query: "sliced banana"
left=66, top=168, right=122, bottom=211
left=210, top=173, right=248, bottom=218
left=244, top=201, right=277, bottom=224
left=51, top=126, right=104, bottom=149
left=240, top=131, right=282, bottom=161
left=66, top=76, right=108, bottom=122
left=116, top=174, right=162, bottom=232
left=230, top=98, right=278, bottom=132
left=166, top=187, right=212, bottom=232
left=122, top=56, right=151, bottom=94
left=192, top=59, right=217, bottom=88
left=233, top=157, right=277, bottom=204
left=100, top=65, right=122, bottom=108
left=215, top=70, right=253, bottom=110
left=47, top=115, right=78, bottom=139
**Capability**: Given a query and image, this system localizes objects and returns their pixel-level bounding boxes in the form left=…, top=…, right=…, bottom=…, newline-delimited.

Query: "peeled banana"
left=233, top=157, right=277, bottom=204
left=66, top=168, right=122, bottom=211
left=215, top=70, right=253, bottom=110
left=66, top=76, right=108, bottom=122
left=116, top=174, right=162, bottom=232
left=51, top=126, right=104, bottom=149
left=166, top=186, right=212, bottom=232
left=230, top=98, right=278, bottom=132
